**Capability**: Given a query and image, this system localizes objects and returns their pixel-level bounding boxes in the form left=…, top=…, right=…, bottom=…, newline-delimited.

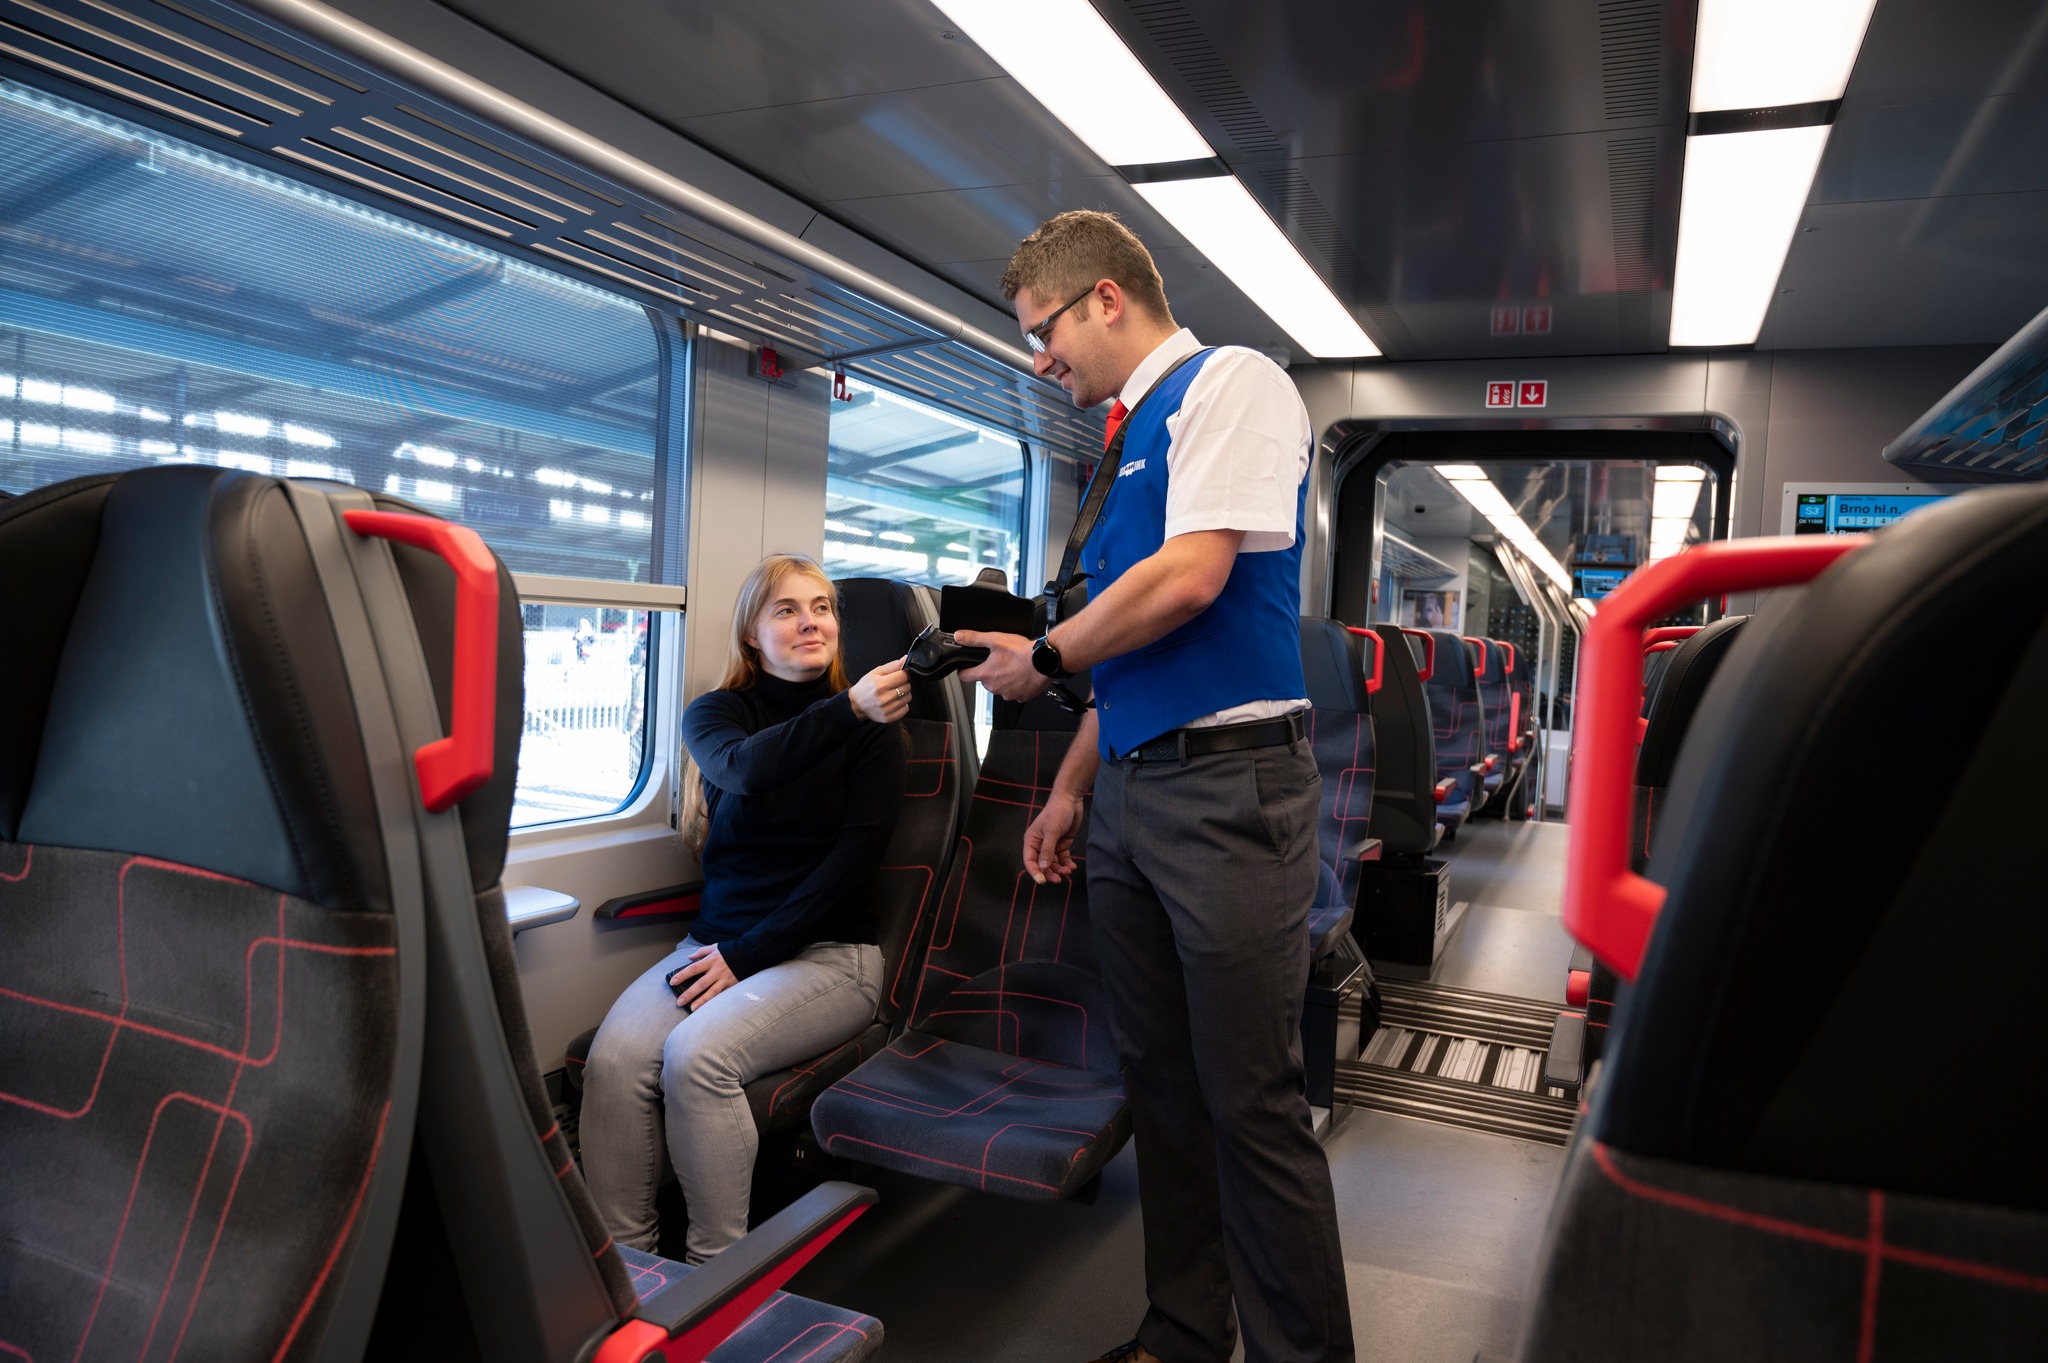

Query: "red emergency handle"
left=343, top=510, right=500, bottom=812
left=1563, top=537, right=1865, bottom=981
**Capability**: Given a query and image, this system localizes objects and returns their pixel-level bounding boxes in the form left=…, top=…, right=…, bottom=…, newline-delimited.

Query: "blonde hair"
left=1000, top=209, right=1173, bottom=324
left=679, top=555, right=849, bottom=854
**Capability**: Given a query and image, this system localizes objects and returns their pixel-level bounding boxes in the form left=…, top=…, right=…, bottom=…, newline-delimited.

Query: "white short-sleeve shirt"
left=1115, top=329, right=1311, bottom=727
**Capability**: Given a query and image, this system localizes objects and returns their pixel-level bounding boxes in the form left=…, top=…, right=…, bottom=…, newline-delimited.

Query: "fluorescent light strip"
left=1670, top=0, right=1876, bottom=348
left=1692, top=0, right=1877, bottom=112
left=934, top=0, right=1378, bottom=359
left=1439, top=469, right=1572, bottom=589
left=1669, top=125, right=1831, bottom=347
left=1133, top=177, right=1380, bottom=357
left=929, top=0, right=1210, bottom=166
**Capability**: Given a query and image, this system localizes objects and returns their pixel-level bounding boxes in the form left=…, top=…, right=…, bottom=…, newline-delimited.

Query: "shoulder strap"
left=1045, top=346, right=1214, bottom=625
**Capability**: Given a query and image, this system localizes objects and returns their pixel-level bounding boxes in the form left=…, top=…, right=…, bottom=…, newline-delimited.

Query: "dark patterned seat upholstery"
left=616, top=1247, right=882, bottom=1361
left=1522, top=487, right=2048, bottom=1362
left=1300, top=617, right=1380, bottom=959
left=0, top=470, right=408, bottom=1362
left=810, top=730, right=1130, bottom=1201
left=1424, top=628, right=1486, bottom=834
left=1362, top=625, right=1441, bottom=856
left=0, top=467, right=880, bottom=1363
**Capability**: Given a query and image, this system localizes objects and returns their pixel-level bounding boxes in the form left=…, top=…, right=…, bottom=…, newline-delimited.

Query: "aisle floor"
left=785, top=817, right=1576, bottom=1362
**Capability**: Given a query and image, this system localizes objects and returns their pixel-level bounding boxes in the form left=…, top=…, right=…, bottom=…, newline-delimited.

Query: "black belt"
left=1117, top=710, right=1306, bottom=765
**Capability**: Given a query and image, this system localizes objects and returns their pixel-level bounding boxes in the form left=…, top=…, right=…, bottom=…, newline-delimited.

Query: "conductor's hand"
left=849, top=656, right=912, bottom=722
left=1024, top=790, right=1084, bottom=885
left=958, top=631, right=1050, bottom=703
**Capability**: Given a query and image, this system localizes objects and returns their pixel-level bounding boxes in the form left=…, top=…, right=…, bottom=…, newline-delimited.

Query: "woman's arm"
left=715, top=723, right=907, bottom=980
left=683, top=688, right=864, bottom=796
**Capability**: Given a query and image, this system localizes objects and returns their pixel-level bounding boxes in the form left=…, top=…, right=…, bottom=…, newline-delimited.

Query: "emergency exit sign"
left=1486, top=380, right=1548, bottom=409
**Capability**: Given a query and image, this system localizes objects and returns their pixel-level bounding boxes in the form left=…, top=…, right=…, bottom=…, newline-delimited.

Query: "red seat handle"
left=1563, top=537, right=1865, bottom=980
left=1345, top=625, right=1385, bottom=695
left=1642, top=626, right=1701, bottom=648
left=343, top=510, right=500, bottom=812
left=1398, top=627, right=1435, bottom=683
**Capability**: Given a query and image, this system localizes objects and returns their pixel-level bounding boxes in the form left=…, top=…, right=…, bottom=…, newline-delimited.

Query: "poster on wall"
left=1402, top=588, right=1460, bottom=631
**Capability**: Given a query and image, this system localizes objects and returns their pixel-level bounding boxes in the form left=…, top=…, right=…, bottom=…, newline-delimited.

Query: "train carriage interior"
left=3, top=0, right=2045, bottom=1359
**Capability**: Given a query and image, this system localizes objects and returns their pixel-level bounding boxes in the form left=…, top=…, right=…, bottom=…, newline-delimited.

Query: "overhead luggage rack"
left=0, top=0, right=1106, bottom=458
left=1884, top=299, right=2048, bottom=481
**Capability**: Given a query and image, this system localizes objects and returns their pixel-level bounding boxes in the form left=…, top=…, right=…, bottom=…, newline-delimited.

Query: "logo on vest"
left=1117, top=458, right=1147, bottom=478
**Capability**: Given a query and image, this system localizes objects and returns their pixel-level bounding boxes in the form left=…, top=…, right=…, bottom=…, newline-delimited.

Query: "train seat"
left=1361, top=625, right=1441, bottom=857
left=0, top=468, right=879, bottom=1363
left=561, top=578, right=964, bottom=1154
left=1466, top=637, right=1510, bottom=800
left=1423, top=629, right=1486, bottom=835
left=1522, top=485, right=2048, bottom=1362
left=1300, top=617, right=1383, bottom=958
left=738, top=577, right=967, bottom=1134
left=809, top=727, right=1130, bottom=1201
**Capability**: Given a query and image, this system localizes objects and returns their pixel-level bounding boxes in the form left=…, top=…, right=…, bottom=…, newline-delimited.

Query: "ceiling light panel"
left=1669, top=124, right=1831, bottom=347
left=930, top=0, right=1212, bottom=166
left=1133, top=177, right=1381, bottom=357
left=1691, top=0, right=1879, bottom=111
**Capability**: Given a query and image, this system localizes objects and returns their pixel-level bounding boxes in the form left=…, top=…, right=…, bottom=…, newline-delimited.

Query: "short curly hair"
left=1000, top=210, right=1173, bottom=323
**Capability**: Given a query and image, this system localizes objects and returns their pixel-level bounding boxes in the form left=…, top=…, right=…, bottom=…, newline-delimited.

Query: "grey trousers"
left=579, top=937, right=882, bottom=1262
left=1091, top=739, right=1355, bottom=1363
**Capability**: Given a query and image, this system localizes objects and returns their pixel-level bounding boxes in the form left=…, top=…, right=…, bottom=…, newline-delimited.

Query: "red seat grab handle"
left=1463, top=636, right=1488, bottom=676
left=1345, top=625, right=1386, bottom=694
left=1398, top=627, right=1435, bottom=683
left=1642, top=626, right=1701, bottom=649
left=1564, top=537, right=1865, bottom=981
left=343, top=509, right=500, bottom=812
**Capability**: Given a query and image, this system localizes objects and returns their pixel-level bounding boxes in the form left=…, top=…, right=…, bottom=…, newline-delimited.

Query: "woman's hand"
left=668, top=944, right=738, bottom=1010
left=848, top=655, right=912, bottom=723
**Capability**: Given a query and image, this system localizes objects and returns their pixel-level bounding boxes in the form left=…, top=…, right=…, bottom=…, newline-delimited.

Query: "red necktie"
left=1104, top=400, right=1129, bottom=451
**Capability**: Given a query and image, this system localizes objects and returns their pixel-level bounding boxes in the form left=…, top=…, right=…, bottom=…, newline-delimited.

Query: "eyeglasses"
left=1024, top=286, right=1097, bottom=356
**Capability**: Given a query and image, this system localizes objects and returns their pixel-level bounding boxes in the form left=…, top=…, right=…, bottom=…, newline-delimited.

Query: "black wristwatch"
left=1030, top=634, right=1072, bottom=680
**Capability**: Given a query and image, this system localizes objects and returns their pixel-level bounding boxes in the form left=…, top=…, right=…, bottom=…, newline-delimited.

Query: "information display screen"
left=1575, top=566, right=1628, bottom=600
left=1792, top=493, right=1946, bottom=535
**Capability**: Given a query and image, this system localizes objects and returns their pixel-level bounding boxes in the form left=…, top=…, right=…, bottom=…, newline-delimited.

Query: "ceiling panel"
left=675, top=80, right=1109, bottom=203
left=422, top=0, right=2048, bottom=361
left=439, top=0, right=1009, bottom=119
left=1764, top=195, right=2048, bottom=350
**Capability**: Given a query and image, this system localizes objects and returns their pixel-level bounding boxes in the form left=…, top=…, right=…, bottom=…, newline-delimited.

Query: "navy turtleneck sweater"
left=681, top=669, right=905, bottom=980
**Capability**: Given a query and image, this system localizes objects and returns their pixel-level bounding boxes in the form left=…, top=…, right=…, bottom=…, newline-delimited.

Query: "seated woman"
left=581, top=553, right=911, bottom=1262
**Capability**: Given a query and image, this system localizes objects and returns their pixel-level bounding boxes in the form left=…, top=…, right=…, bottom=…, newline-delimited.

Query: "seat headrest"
left=1635, top=615, right=1748, bottom=789
left=1300, top=617, right=1368, bottom=713
left=833, top=577, right=957, bottom=725
left=835, top=577, right=924, bottom=675
left=1428, top=631, right=1475, bottom=692
left=3, top=467, right=394, bottom=912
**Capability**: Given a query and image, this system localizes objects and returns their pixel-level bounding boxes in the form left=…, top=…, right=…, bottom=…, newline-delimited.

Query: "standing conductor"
left=962, top=210, right=1354, bottom=1363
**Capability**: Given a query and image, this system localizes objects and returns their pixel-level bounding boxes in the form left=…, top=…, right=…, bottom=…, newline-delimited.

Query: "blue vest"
left=1085, top=348, right=1309, bottom=758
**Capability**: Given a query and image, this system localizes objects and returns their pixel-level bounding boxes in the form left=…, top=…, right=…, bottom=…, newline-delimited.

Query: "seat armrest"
left=593, top=881, right=704, bottom=922
left=600, top=1181, right=877, bottom=1363
left=505, top=885, right=579, bottom=934
left=1357, top=838, right=1382, bottom=863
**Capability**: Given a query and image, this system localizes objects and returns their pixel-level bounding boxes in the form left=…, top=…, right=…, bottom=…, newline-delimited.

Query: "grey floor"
left=787, top=817, right=1576, bottom=1362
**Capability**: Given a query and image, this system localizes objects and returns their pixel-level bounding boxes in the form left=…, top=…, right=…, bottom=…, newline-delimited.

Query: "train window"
left=824, top=378, right=1027, bottom=588
left=515, top=605, right=655, bottom=827
left=0, top=84, right=663, bottom=580
left=0, top=82, right=678, bottom=830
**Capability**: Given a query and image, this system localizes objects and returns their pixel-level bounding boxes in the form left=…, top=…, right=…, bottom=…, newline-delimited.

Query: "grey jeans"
left=1091, top=739, right=1355, bottom=1363
left=580, top=936, right=882, bottom=1262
